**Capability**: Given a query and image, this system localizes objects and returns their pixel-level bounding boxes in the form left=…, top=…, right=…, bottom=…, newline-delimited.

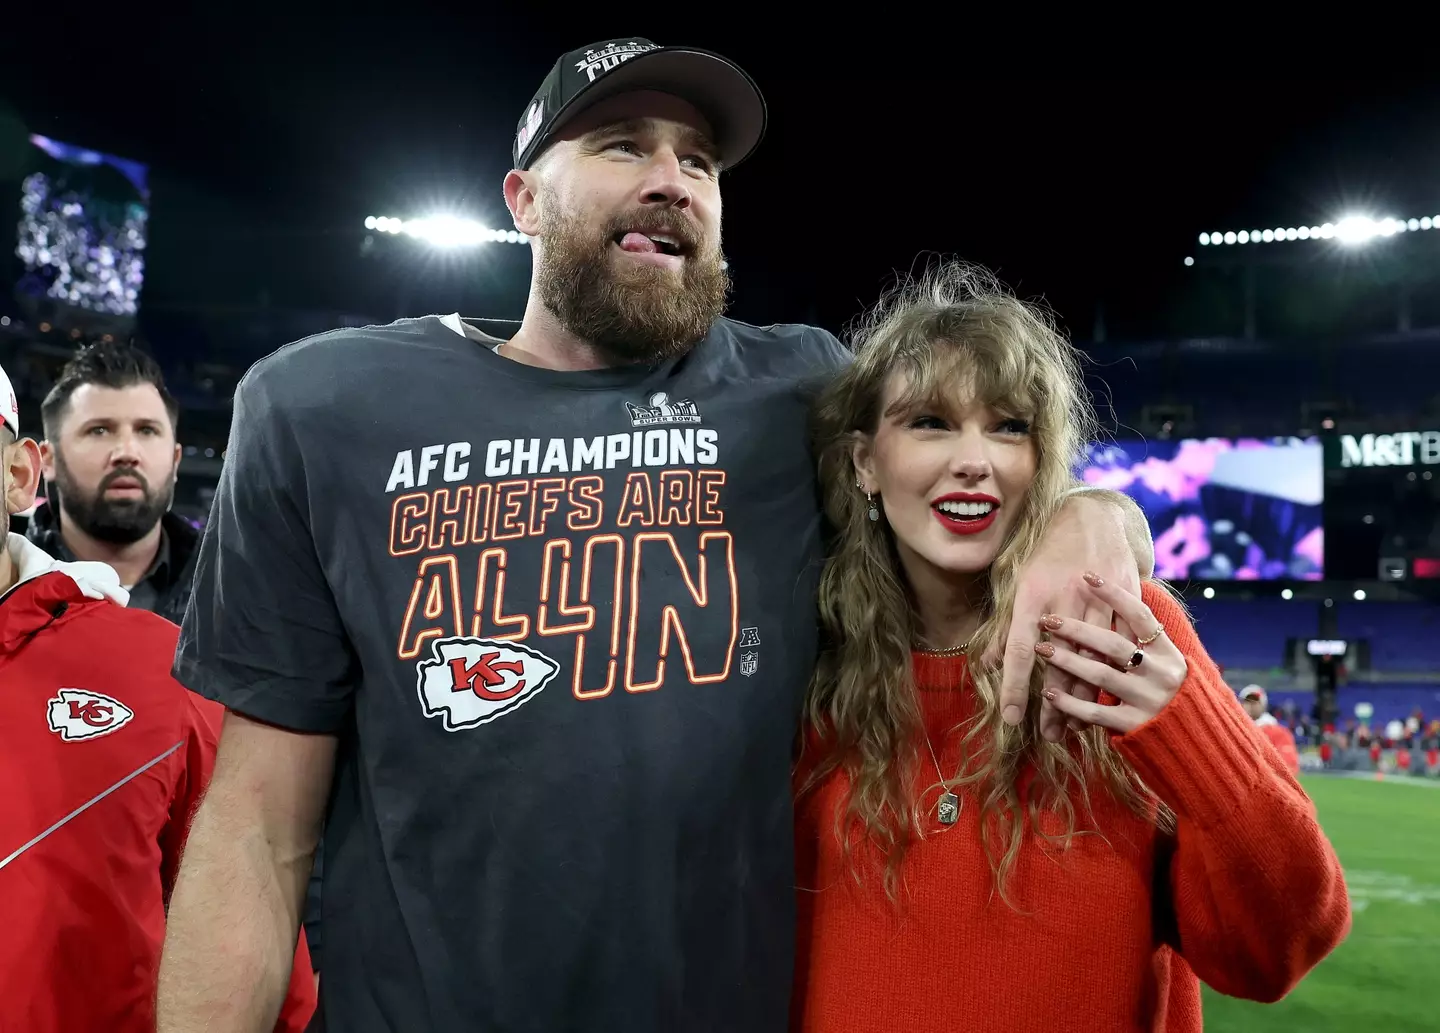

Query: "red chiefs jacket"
left=1256, top=713, right=1302, bottom=776
left=0, top=533, right=316, bottom=1032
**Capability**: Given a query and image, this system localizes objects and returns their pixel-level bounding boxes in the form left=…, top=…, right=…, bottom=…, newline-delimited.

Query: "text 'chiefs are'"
left=390, top=469, right=727, bottom=554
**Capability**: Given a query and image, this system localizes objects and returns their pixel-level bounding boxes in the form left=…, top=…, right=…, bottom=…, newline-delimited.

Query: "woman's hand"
left=989, top=491, right=1147, bottom=741
left=1033, top=571, right=1188, bottom=735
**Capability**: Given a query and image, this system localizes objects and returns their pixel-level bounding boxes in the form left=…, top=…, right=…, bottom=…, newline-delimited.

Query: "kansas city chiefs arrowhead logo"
left=416, top=637, right=561, bottom=731
left=47, top=689, right=135, bottom=741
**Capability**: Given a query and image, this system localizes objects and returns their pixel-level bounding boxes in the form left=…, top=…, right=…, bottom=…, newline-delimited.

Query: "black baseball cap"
left=512, top=39, right=767, bottom=172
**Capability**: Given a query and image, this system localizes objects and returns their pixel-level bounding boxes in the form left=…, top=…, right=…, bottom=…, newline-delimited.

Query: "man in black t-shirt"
left=158, top=39, right=1152, bottom=1033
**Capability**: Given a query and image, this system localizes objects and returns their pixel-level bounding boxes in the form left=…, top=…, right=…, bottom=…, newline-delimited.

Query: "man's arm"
left=1071, top=485, right=1153, bottom=579
left=990, top=486, right=1155, bottom=739
left=158, top=713, right=336, bottom=1031
left=158, top=347, right=355, bottom=1030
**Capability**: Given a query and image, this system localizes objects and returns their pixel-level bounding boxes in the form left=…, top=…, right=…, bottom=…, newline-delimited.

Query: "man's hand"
left=987, top=489, right=1151, bottom=740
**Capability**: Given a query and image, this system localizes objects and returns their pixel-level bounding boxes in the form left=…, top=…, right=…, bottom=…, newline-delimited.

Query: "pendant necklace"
left=916, top=637, right=966, bottom=826
left=922, top=729, right=961, bottom=826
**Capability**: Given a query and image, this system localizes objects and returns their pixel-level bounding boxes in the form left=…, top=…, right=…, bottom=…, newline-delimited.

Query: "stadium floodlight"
left=1335, top=216, right=1380, bottom=244
left=1281, top=588, right=1294, bottom=600
left=1195, top=210, right=1440, bottom=249
left=364, top=215, right=530, bottom=247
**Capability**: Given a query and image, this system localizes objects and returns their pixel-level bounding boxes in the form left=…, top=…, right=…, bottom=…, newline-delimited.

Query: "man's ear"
left=503, top=167, right=544, bottom=238
left=37, top=438, right=55, bottom=482
left=5, top=438, right=42, bottom=516
left=851, top=432, right=878, bottom=494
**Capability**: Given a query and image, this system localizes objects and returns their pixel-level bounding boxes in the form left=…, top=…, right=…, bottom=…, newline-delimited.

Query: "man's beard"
left=53, top=451, right=174, bottom=545
left=535, top=204, right=730, bottom=365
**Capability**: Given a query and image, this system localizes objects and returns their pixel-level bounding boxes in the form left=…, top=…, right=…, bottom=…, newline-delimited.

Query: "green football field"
left=1202, top=774, right=1440, bottom=1031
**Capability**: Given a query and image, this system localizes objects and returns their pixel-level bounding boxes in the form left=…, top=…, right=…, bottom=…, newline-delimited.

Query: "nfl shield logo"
left=740, top=650, right=759, bottom=677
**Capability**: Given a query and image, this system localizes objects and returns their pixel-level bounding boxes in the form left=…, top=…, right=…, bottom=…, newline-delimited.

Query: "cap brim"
left=532, top=47, right=766, bottom=171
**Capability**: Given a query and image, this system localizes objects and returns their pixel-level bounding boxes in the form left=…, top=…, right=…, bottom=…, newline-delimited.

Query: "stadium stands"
left=1082, top=331, right=1439, bottom=436
left=1268, top=684, right=1440, bottom=732
left=1336, top=602, right=1440, bottom=672
left=1185, top=598, right=1318, bottom=670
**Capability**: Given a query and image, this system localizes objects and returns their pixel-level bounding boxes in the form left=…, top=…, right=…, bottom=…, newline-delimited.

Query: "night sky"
left=6, top=20, right=1440, bottom=343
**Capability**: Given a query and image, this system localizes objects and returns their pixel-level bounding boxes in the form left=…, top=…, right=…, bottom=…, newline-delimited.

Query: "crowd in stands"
left=1260, top=702, right=1440, bottom=773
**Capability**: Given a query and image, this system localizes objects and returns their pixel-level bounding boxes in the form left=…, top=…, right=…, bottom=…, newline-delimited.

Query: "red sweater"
left=793, top=582, right=1349, bottom=1033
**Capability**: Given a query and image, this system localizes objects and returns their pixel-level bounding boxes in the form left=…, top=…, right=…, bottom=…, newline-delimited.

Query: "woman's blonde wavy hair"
left=802, top=260, right=1164, bottom=904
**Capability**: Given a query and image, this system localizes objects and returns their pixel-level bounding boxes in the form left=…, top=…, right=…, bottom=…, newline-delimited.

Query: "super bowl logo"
left=625, top=391, right=701, bottom=428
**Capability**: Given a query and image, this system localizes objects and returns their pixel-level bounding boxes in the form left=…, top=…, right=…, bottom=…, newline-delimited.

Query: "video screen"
left=14, top=134, right=149, bottom=318
left=1077, top=437, right=1324, bottom=581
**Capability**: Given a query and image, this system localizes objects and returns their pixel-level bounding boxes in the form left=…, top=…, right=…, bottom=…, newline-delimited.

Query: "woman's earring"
left=856, top=479, right=880, bottom=522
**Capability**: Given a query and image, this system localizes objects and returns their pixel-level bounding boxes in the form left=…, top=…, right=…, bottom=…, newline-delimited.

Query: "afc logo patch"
left=416, top=637, right=561, bottom=731
left=47, top=689, right=135, bottom=742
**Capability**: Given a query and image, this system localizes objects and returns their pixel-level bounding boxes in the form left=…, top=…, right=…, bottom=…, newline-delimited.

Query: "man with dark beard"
left=159, top=38, right=1153, bottom=1033
left=27, top=340, right=197, bottom=623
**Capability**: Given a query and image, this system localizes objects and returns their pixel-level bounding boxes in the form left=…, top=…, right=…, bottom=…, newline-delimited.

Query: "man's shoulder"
left=79, top=599, right=182, bottom=657
left=240, top=316, right=455, bottom=402
left=706, top=317, right=853, bottom=379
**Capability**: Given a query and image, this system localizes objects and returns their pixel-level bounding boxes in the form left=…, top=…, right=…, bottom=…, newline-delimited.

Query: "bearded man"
left=28, top=340, right=195, bottom=623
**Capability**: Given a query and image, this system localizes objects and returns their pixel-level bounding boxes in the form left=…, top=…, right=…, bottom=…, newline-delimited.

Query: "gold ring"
left=1135, top=625, right=1165, bottom=646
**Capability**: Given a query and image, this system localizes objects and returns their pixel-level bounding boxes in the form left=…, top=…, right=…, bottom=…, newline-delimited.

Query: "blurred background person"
left=1241, top=683, right=1302, bottom=776
left=26, top=339, right=196, bottom=622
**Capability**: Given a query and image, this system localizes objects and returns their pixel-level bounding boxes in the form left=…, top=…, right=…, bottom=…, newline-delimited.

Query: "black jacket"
left=25, top=500, right=200, bottom=626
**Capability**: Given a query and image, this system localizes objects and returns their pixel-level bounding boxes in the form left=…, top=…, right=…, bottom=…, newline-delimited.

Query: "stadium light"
left=364, top=214, right=530, bottom=247
left=1196, top=210, right=1440, bottom=249
left=1281, top=588, right=1294, bottom=600
left=1353, top=589, right=1367, bottom=601
left=1202, top=587, right=1216, bottom=599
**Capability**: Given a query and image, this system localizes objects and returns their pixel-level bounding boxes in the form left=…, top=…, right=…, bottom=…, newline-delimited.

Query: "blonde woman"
left=792, top=263, right=1350, bottom=1033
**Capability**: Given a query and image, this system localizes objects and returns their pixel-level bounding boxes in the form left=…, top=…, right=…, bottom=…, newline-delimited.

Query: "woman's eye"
left=996, top=418, right=1032, bottom=435
left=909, top=415, right=948, bottom=431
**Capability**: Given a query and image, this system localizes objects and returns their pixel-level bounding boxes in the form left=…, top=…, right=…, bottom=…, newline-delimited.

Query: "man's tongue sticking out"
left=619, top=232, right=658, bottom=254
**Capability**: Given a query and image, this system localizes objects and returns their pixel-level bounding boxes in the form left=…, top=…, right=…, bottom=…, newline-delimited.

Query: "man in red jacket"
left=0, top=360, right=316, bottom=1032
left=1240, top=684, right=1302, bottom=776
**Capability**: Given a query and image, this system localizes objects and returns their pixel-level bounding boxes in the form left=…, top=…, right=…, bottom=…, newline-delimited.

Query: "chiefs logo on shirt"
left=417, top=637, right=560, bottom=731
left=47, top=689, right=136, bottom=741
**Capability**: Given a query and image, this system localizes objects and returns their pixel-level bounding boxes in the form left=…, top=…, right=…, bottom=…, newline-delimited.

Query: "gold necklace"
left=914, top=639, right=969, bottom=658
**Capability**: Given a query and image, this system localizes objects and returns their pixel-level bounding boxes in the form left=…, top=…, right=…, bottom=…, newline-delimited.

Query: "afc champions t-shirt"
left=174, top=314, right=850, bottom=1032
